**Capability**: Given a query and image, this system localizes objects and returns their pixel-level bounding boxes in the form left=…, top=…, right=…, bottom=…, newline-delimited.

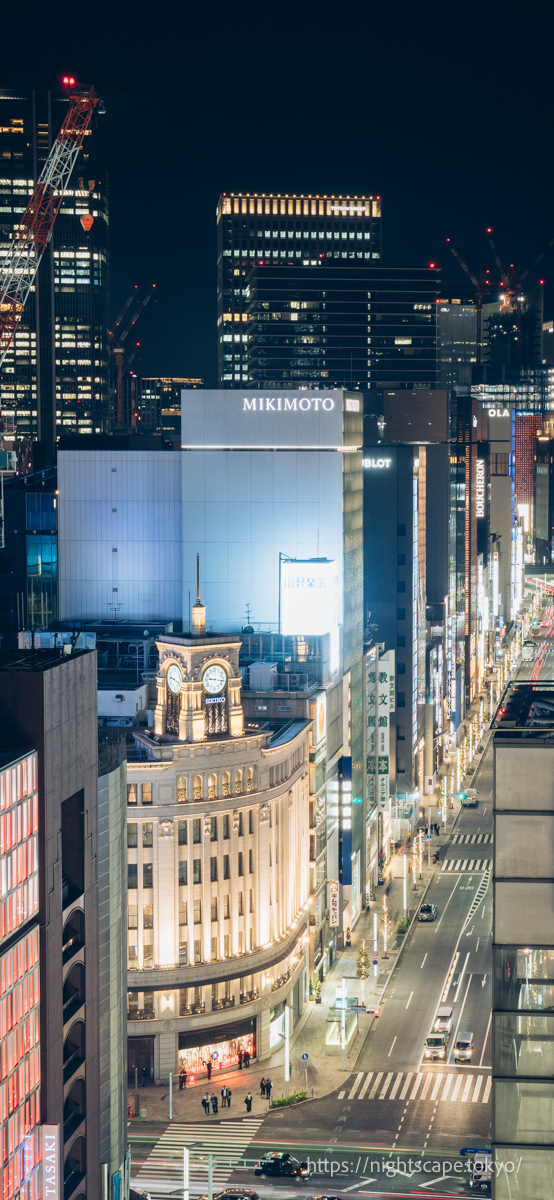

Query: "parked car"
left=418, top=903, right=438, bottom=922
left=254, top=1153, right=311, bottom=1180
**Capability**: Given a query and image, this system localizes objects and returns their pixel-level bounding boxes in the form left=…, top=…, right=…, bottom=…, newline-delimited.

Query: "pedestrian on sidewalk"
left=265, top=1078, right=272, bottom=1100
left=244, top=1092, right=253, bottom=1113
left=259, top=1077, right=266, bottom=1097
left=207, top=1059, right=212, bottom=1081
left=221, top=1086, right=227, bottom=1108
left=227, top=1087, right=232, bottom=1107
left=202, top=1094, right=210, bottom=1116
left=243, top=1050, right=250, bottom=1067
left=141, top=1065, right=147, bottom=1087
left=238, top=1050, right=243, bottom=1069
left=211, top=1092, right=218, bottom=1114
left=179, top=1067, right=187, bottom=1090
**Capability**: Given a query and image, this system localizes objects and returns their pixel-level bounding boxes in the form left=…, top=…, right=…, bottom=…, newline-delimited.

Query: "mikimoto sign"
left=181, top=388, right=352, bottom=449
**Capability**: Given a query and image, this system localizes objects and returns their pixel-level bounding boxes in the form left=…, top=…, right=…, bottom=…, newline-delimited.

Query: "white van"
left=454, top=1031, right=474, bottom=1062
left=434, top=1006, right=453, bottom=1034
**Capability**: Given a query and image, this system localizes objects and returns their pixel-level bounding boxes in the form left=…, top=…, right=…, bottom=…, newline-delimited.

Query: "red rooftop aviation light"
left=62, top=76, right=76, bottom=87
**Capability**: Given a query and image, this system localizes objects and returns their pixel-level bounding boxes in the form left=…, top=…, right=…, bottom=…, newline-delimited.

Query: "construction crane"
left=445, top=239, right=491, bottom=364
left=0, top=82, right=104, bottom=372
left=110, top=284, right=156, bottom=428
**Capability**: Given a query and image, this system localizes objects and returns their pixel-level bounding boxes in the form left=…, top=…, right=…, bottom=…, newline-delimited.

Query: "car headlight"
left=439, top=1050, right=445, bottom=1056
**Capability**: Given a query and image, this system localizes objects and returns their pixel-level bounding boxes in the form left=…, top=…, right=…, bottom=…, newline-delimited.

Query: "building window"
left=208, top=773, right=217, bottom=799
left=179, top=900, right=187, bottom=925
left=128, top=941, right=138, bottom=967
left=193, top=775, right=202, bottom=800
left=193, top=901, right=202, bottom=925
left=223, top=855, right=230, bottom=879
left=127, top=823, right=137, bottom=847
left=210, top=857, right=218, bottom=882
left=210, top=816, right=217, bottom=841
left=224, top=934, right=230, bottom=957
left=193, top=859, right=202, bottom=884
left=211, top=897, right=218, bottom=921
left=178, top=860, right=187, bottom=885
left=238, top=892, right=244, bottom=916
left=249, top=809, right=254, bottom=834
left=143, top=864, right=153, bottom=888
left=223, top=814, right=230, bottom=839
left=143, top=903, right=153, bottom=928
left=178, top=820, right=187, bottom=845
left=237, top=811, right=243, bottom=837
left=222, top=771, right=231, bottom=797
left=127, top=784, right=137, bottom=805
left=179, top=942, right=188, bottom=966
left=177, top=775, right=187, bottom=803
left=238, top=931, right=243, bottom=953
left=397, top=608, right=406, bottom=620
left=235, top=769, right=243, bottom=795
left=211, top=938, right=218, bottom=961
left=128, top=864, right=137, bottom=889
left=224, top=894, right=230, bottom=919
left=249, top=848, right=254, bottom=873
left=128, top=905, right=138, bottom=928
left=238, top=852, right=244, bottom=877
left=249, top=888, right=253, bottom=913
left=247, top=767, right=255, bottom=792
left=142, top=783, right=152, bottom=805
left=249, top=928, right=253, bottom=950
left=192, top=818, right=201, bottom=843
left=142, top=822, right=153, bottom=847
left=194, top=940, right=201, bottom=963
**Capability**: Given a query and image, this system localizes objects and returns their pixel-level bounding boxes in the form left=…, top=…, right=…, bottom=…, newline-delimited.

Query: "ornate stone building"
left=126, top=608, right=310, bottom=1084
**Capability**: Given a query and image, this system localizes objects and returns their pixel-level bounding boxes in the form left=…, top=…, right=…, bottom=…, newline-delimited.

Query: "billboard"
left=280, top=558, right=339, bottom=670
left=181, top=389, right=346, bottom=449
left=329, top=880, right=339, bottom=927
left=314, top=692, right=327, bottom=747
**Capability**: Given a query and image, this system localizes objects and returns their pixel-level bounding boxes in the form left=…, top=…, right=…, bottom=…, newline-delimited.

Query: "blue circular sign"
left=301, top=1053, right=309, bottom=1061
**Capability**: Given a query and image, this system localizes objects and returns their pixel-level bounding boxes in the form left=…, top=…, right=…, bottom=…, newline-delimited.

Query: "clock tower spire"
left=191, top=552, right=206, bottom=636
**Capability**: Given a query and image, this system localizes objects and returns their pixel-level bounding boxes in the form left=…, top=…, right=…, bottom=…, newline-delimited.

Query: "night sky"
left=5, top=2, right=553, bottom=386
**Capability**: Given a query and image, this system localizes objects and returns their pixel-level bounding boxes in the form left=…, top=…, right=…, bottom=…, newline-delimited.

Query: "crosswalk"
left=451, top=832, right=493, bottom=844
left=338, top=1071, right=491, bottom=1105
left=441, top=858, right=492, bottom=872
left=132, top=1117, right=265, bottom=1197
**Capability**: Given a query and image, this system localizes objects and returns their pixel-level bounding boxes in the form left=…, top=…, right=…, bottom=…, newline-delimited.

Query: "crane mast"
left=0, top=86, right=101, bottom=370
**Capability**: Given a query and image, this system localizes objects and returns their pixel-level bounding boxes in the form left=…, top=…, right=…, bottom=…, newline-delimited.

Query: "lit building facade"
left=437, top=297, right=477, bottom=392
left=0, top=88, right=109, bottom=457
left=126, top=626, right=310, bottom=1083
left=216, top=193, right=382, bottom=387
left=0, top=750, right=41, bottom=1200
left=244, top=264, right=439, bottom=392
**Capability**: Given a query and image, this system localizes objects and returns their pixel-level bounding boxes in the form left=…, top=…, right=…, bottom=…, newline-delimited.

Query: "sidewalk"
left=128, top=814, right=462, bottom=1127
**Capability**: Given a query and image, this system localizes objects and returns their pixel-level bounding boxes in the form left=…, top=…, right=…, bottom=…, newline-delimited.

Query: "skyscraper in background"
left=216, top=193, right=382, bottom=386
left=0, top=88, right=109, bottom=460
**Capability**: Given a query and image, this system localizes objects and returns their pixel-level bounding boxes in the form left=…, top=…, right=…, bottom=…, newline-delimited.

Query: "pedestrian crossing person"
left=202, top=1094, right=211, bottom=1115
left=244, top=1091, right=253, bottom=1112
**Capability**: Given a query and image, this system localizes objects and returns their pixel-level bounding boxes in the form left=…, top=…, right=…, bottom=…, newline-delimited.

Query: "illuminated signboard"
left=41, top=1125, right=60, bottom=1200
left=280, top=558, right=340, bottom=671
left=476, top=457, right=485, bottom=519
left=314, top=693, right=327, bottom=747
left=329, top=879, right=339, bottom=926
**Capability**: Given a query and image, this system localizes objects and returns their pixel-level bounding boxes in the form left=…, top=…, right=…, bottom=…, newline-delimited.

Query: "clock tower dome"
left=154, top=617, right=244, bottom=742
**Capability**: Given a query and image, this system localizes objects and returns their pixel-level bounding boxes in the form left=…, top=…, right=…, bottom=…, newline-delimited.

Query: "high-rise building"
left=244, top=263, right=439, bottom=392
left=139, top=377, right=204, bottom=436
left=216, top=193, right=382, bottom=386
left=437, top=295, right=477, bottom=391
left=0, top=88, right=110, bottom=458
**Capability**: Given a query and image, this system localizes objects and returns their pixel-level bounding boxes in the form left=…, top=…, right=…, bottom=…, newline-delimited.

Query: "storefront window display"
left=178, top=1027, right=255, bottom=1078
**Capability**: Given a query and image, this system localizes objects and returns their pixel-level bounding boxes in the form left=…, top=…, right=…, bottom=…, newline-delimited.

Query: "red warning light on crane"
left=62, top=76, right=76, bottom=87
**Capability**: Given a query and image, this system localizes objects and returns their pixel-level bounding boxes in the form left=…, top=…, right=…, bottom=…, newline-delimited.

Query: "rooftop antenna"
left=191, top=552, right=206, bottom=637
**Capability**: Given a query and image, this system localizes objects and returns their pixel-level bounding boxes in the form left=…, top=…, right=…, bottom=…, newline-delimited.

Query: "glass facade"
left=0, top=89, right=109, bottom=447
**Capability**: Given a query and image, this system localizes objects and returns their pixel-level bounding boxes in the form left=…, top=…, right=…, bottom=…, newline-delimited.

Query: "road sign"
left=372, top=958, right=378, bottom=965
left=301, top=1053, right=309, bottom=1061
left=426, top=834, right=432, bottom=841
left=350, top=1005, right=366, bottom=1013
left=460, top=1148, right=491, bottom=1157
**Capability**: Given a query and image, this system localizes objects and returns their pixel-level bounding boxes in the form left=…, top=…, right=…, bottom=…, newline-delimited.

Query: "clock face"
left=167, top=664, right=182, bottom=694
left=203, top=664, right=227, bottom=695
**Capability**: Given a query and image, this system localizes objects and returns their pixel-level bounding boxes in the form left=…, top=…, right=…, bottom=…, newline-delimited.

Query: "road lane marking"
left=388, top=1037, right=397, bottom=1057
left=483, top=1076, right=492, bottom=1103
left=420, top=1073, right=433, bottom=1100
left=380, top=1072, right=394, bottom=1099
left=476, top=937, right=480, bottom=951
left=440, top=1074, right=454, bottom=1100
left=479, top=1010, right=492, bottom=1066
left=342, top=1179, right=377, bottom=1191
left=472, top=1075, right=483, bottom=1101
left=348, top=1072, right=364, bottom=1099
left=461, top=1075, right=472, bottom=1102
left=368, top=1072, right=383, bottom=1099
left=337, top=1090, right=345, bottom=1098
left=434, top=876, right=461, bottom=931
left=410, top=1073, right=423, bottom=1100
left=358, top=1072, right=373, bottom=1099
left=420, top=953, right=428, bottom=968
left=451, top=1074, right=463, bottom=1101
left=405, top=991, right=413, bottom=1009
left=399, top=1072, right=413, bottom=1099
left=454, top=953, right=471, bottom=1002
left=389, top=1073, right=403, bottom=1100
left=431, top=1074, right=443, bottom=1101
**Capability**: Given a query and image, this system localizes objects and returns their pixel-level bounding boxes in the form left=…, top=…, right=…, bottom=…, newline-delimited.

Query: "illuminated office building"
left=437, top=295, right=477, bottom=391
left=244, top=264, right=439, bottom=392
left=139, top=377, right=204, bottom=435
left=126, top=623, right=310, bottom=1082
left=0, top=88, right=109, bottom=458
left=216, top=193, right=382, bottom=386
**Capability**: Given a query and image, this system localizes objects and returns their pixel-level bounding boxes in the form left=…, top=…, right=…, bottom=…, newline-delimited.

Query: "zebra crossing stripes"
left=441, top=858, right=492, bottom=873
left=339, top=1070, right=491, bottom=1104
left=451, top=832, right=493, bottom=845
left=132, top=1117, right=265, bottom=1197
